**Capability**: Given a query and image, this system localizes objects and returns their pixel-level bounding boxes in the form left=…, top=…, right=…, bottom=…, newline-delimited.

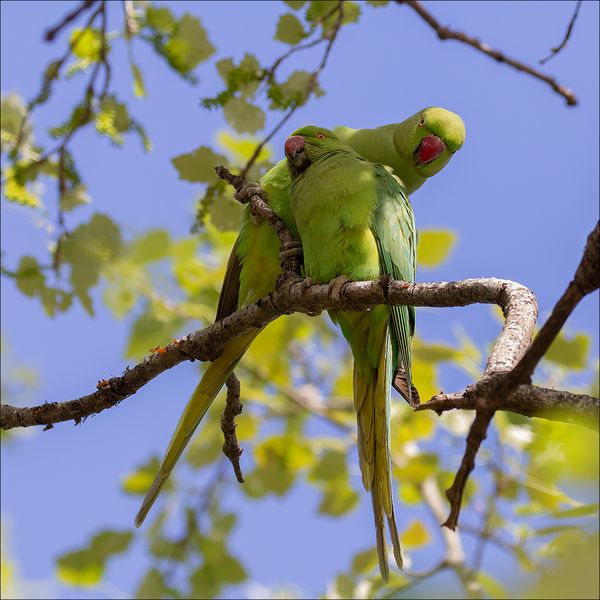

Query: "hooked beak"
left=415, top=135, right=445, bottom=166
left=285, top=135, right=310, bottom=173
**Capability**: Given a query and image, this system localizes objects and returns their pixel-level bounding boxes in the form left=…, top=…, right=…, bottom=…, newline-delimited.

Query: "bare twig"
left=241, top=0, right=345, bottom=175
left=539, top=1, right=583, bottom=65
left=398, top=0, right=578, bottom=106
left=44, top=0, right=96, bottom=42
left=221, top=373, right=245, bottom=483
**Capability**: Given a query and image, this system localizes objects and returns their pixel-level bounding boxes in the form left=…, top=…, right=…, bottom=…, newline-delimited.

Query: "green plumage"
left=134, top=109, right=464, bottom=531
left=286, top=126, right=418, bottom=578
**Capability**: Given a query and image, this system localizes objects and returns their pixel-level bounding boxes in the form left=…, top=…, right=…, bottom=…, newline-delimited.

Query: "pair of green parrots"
left=135, top=107, right=465, bottom=580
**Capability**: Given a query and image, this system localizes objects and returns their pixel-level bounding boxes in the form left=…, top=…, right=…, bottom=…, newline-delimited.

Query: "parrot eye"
left=419, top=118, right=425, bottom=126
left=316, top=132, right=326, bottom=140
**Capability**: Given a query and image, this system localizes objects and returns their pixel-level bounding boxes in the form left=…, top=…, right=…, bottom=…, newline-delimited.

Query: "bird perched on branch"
left=134, top=108, right=465, bottom=530
left=285, top=124, right=423, bottom=578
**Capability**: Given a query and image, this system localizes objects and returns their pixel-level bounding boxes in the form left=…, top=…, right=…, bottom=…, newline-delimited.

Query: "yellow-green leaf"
left=70, top=28, right=105, bottom=61
left=400, top=520, right=430, bottom=547
left=223, top=98, right=265, bottom=134
left=275, top=13, right=306, bottom=45
left=417, top=229, right=457, bottom=268
left=171, top=145, right=227, bottom=183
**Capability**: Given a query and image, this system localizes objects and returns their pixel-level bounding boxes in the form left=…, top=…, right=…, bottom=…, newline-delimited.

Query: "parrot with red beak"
left=285, top=125, right=417, bottom=579
left=134, top=108, right=465, bottom=531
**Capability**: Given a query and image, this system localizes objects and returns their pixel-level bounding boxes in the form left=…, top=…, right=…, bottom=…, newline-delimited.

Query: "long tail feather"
left=355, top=329, right=403, bottom=580
left=134, top=329, right=260, bottom=527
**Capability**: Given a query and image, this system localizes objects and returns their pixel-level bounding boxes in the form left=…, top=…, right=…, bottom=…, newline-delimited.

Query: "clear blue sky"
left=1, top=1, right=598, bottom=598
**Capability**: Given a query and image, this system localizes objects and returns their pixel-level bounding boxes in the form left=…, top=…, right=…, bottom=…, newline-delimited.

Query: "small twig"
left=398, top=0, right=578, bottom=106
left=539, top=0, right=583, bottom=64
left=220, top=373, right=244, bottom=483
left=240, top=0, right=345, bottom=176
left=444, top=410, right=495, bottom=531
left=44, top=0, right=96, bottom=42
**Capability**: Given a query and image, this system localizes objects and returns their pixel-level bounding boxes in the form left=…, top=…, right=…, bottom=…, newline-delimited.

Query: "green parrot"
left=134, top=108, right=465, bottom=529
left=285, top=125, right=419, bottom=579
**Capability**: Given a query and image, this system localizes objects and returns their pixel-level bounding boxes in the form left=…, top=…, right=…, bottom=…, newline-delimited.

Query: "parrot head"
left=394, top=107, right=465, bottom=178
left=284, top=126, right=343, bottom=177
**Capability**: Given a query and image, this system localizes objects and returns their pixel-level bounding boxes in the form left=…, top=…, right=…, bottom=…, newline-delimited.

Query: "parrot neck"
left=334, top=124, right=426, bottom=195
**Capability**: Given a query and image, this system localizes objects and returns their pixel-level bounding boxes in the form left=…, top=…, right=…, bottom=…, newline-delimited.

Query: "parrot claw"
left=328, top=275, right=351, bottom=304
left=234, top=181, right=264, bottom=204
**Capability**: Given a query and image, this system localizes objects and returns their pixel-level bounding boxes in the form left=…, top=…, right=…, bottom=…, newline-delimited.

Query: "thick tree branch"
left=419, top=385, right=599, bottom=431
left=397, top=0, right=578, bottom=106
left=417, top=221, right=599, bottom=529
left=0, top=276, right=537, bottom=431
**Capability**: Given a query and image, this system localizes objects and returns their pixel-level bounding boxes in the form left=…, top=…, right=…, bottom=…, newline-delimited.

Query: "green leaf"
left=125, top=311, right=184, bottom=359
left=1, top=93, right=31, bottom=152
left=129, top=230, right=171, bottom=263
left=275, top=13, right=306, bottom=45
left=60, top=183, right=90, bottom=212
left=56, top=549, right=103, bottom=587
left=208, top=194, right=242, bottom=232
left=15, top=256, right=45, bottom=297
left=308, top=448, right=347, bottom=483
left=56, top=530, right=132, bottom=587
left=136, top=569, right=169, bottom=599
left=318, top=482, right=359, bottom=516
left=171, top=145, right=227, bottom=183
left=164, top=14, right=215, bottom=73
left=413, top=339, right=461, bottom=363
left=400, top=520, right=430, bottom=547
left=131, top=62, right=146, bottom=98
left=551, top=504, right=598, bottom=519
left=367, top=0, right=389, bottom=5
left=223, top=98, right=265, bottom=134
left=61, top=213, right=122, bottom=314
left=3, top=168, right=41, bottom=208
left=268, top=70, right=323, bottom=110
left=284, top=0, right=307, bottom=9
left=70, top=28, right=106, bottom=61
left=122, top=457, right=161, bottom=495
left=145, top=6, right=176, bottom=34
left=417, top=229, right=457, bottom=268
left=476, top=572, right=508, bottom=599
left=95, top=97, right=130, bottom=146
left=545, top=332, right=590, bottom=370
left=334, top=574, right=356, bottom=599
left=351, top=547, right=378, bottom=574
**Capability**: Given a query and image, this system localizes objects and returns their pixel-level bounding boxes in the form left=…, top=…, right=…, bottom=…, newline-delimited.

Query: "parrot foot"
left=234, top=181, right=264, bottom=204
left=279, top=240, right=303, bottom=262
left=328, top=275, right=352, bottom=304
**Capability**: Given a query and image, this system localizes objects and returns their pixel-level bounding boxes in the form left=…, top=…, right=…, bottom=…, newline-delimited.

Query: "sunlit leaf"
left=131, top=62, right=146, bottom=98
left=400, top=520, right=430, bottom=547
left=223, top=98, right=265, bottom=134
left=164, top=14, right=215, bottom=73
left=545, top=331, right=590, bottom=370
left=417, top=229, right=457, bottom=268
left=172, top=145, right=227, bottom=183
left=122, top=457, right=161, bottom=495
left=275, top=13, right=306, bottom=45
left=70, top=28, right=106, bottom=61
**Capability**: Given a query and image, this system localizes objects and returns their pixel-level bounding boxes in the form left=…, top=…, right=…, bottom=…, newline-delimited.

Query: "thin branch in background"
left=221, top=373, right=245, bottom=483
left=443, top=410, right=495, bottom=531
left=44, top=0, right=96, bottom=42
left=539, top=0, right=583, bottom=64
left=241, top=0, right=345, bottom=175
left=397, top=0, right=578, bottom=106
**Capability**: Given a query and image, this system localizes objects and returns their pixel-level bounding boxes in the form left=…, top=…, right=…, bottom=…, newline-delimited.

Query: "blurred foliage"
left=1, top=1, right=598, bottom=599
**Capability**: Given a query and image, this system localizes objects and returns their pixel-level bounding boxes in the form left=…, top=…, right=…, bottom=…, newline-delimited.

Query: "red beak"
left=285, top=135, right=305, bottom=158
left=416, top=135, right=445, bottom=165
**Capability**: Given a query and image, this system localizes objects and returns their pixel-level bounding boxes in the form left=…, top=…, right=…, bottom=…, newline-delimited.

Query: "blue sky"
left=1, top=1, right=598, bottom=598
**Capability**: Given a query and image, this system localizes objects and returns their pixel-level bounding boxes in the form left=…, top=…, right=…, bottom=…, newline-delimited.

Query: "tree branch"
left=0, top=275, right=537, bottom=431
left=221, top=373, right=244, bottom=483
left=417, top=221, right=599, bottom=529
left=397, top=0, right=578, bottom=106
left=539, top=0, right=583, bottom=65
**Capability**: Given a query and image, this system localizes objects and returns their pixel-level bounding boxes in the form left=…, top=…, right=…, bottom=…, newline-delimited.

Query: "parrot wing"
left=371, top=165, right=418, bottom=407
left=215, top=235, right=242, bottom=321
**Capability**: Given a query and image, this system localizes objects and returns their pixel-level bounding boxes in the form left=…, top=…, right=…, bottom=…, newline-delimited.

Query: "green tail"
left=134, top=329, right=260, bottom=527
left=354, top=329, right=403, bottom=580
